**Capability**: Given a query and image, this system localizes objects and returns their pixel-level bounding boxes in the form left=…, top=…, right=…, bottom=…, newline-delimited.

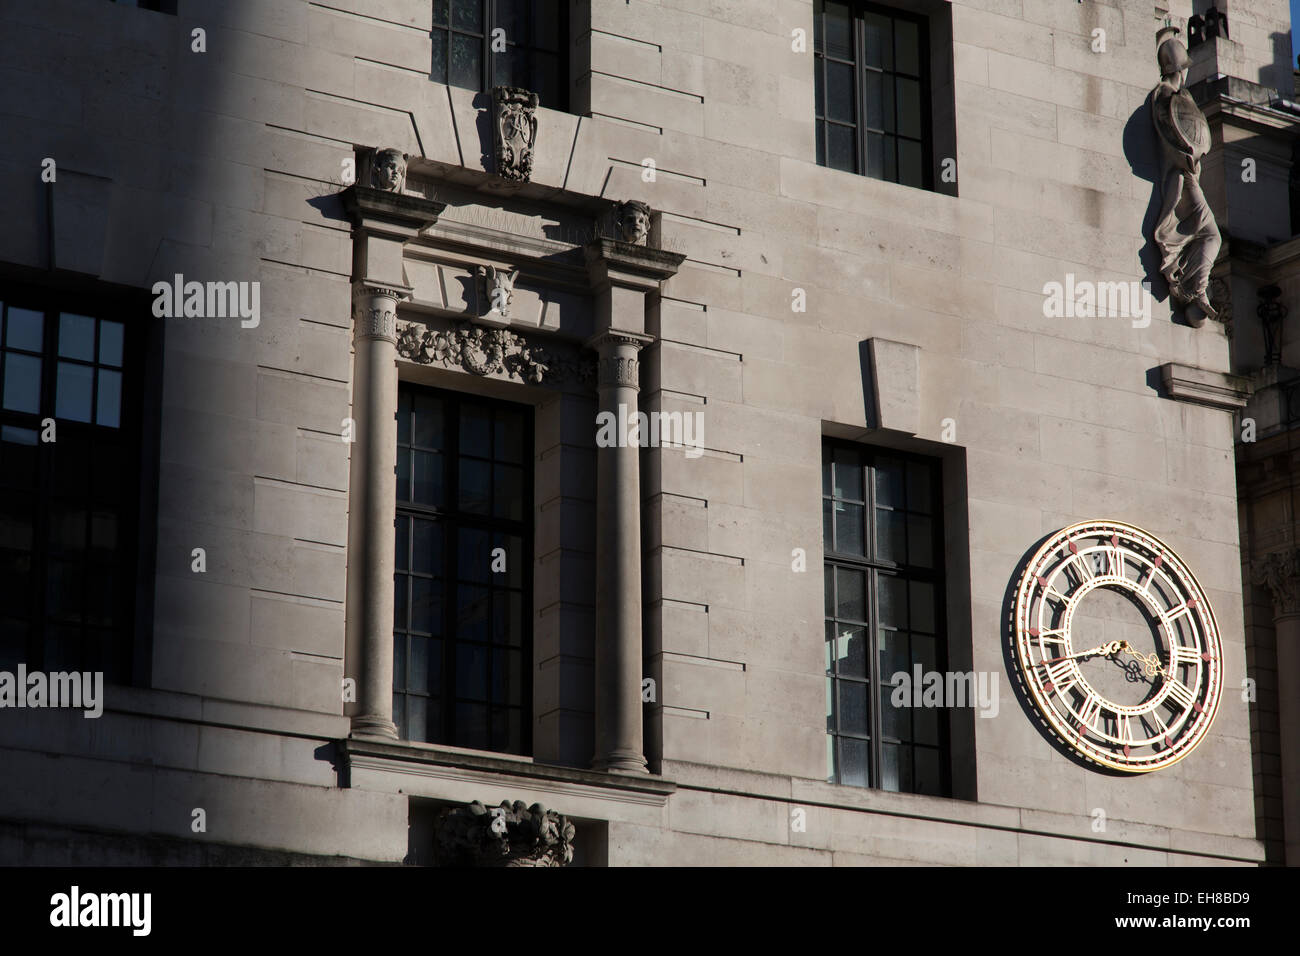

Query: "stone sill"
left=339, top=737, right=677, bottom=802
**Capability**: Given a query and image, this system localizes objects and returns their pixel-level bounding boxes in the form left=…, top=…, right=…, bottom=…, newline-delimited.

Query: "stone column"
left=349, top=283, right=409, bottom=739
left=1255, top=549, right=1300, bottom=865
left=588, top=329, right=653, bottom=772
left=584, top=236, right=684, bottom=774
left=340, top=166, right=445, bottom=741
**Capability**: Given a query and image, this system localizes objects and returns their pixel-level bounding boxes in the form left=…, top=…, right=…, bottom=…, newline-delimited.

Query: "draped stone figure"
left=1149, top=26, right=1221, bottom=326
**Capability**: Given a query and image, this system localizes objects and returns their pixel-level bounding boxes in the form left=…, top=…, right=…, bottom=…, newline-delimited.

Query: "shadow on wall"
left=473, top=91, right=494, bottom=174
left=1265, top=30, right=1295, bottom=98
left=1122, top=99, right=1172, bottom=315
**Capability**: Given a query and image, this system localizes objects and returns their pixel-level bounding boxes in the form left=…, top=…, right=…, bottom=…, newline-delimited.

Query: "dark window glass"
left=108, top=0, right=178, bottom=12
left=0, top=298, right=141, bottom=683
left=823, top=440, right=948, bottom=796
left=393, top=384, right=532, bottom=756
left=813, top=0, right=932, bottom=189
left=431, top=0, right=569, bottom=112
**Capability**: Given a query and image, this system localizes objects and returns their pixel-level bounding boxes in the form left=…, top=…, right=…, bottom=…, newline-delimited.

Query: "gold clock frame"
left=1012, top=520, right=1224, bottom=773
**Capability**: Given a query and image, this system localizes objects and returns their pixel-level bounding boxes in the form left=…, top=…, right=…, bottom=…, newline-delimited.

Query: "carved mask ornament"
left=478, top=264, right=521, bottom=318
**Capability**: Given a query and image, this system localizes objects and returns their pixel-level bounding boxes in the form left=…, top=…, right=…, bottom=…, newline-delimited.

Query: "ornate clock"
left=1011, top=520, right=1223, bottom=772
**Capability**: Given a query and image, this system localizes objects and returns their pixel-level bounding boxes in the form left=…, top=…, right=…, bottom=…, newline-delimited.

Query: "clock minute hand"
left=1038, top=640, right=1125, bottom=666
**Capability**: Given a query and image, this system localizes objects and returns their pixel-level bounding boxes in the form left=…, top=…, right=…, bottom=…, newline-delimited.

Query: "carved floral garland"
left=396, top=320, right=593, bottom=386
left=436, top=799, right=576, bottom=867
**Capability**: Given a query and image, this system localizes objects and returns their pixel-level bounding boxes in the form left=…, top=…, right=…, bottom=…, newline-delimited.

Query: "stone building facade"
left=0, top=0, right=1291, bottom=865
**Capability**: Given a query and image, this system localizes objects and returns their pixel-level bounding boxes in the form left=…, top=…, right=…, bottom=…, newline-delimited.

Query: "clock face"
left=1012, top=520, right=1223, bottom=773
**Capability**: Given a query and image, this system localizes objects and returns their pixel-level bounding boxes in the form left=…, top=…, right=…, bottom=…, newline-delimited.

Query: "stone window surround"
left=340, top=164, right=684, bottom=787
left=811, top=0, right=958, bottom=198
left=0, top=272, right=162, bottom=690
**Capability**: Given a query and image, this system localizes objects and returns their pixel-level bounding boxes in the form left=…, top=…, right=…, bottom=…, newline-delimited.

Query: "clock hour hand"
left=1038, top=639, right=1125, bottom=666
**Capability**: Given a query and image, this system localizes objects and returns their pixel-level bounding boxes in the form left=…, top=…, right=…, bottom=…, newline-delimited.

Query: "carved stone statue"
left=492, top=86, right=539, bottom=183
left=369, top=147, right=407, bottom=192
left=1149, top=26, right=1221, bottom=326
left=477, top=263, right=520, bottom=318
left=615, top=200, right=652, bottom=245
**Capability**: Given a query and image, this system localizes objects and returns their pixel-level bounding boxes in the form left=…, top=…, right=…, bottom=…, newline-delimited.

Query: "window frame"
left=431, top=0, right=570, bottom=112
left=823, top=439, right=950, bottom=796
left=0, top=281, right=154, bottom=686
left=392, top=381, right=534, bottom=756
left=814, top=0, right=934, bottom=190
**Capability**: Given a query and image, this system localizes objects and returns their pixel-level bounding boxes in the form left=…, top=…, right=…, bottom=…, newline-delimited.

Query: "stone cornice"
left=414, top=221, right=591, bottom=290
left=1159, top=362, right=1252, bottom=410
left=337, top=737, right=677, bottom=803
left=1195, top=78, right=1300, bottom=137
left=1254, top=548, right=1300, bottom=618
left=341, top=184, right=446, bottom=237
left=585, top=237, right=686, bottom=291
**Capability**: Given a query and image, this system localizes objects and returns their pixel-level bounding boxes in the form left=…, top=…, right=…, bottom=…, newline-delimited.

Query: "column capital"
left=356, top=280, right=413, bottom=302
left=353, top=283, right=412, bottom=343
left=1254, top=548, right=1300, bottom=619
left=585, top=330, right=653, bottom=390
left=585, top=329, right=654, bottom=353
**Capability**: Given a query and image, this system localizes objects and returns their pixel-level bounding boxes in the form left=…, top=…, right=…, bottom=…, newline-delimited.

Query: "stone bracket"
left=867, top=338, right=921, bottom=435
left=1158, top=362, right=1252, bottom=410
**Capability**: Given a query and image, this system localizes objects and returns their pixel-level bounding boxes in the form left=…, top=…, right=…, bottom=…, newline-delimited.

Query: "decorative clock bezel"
left=1011, top=520, right=1223, bottom=773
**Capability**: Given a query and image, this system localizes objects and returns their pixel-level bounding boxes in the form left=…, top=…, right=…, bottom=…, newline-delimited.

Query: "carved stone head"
left=370, top=148, right=407, bottom=191
left=478, top=264, right=521, bottom=318
left=1156, top=27, right=1189, bottom=86
left=616, top=200, right=652, bottom=246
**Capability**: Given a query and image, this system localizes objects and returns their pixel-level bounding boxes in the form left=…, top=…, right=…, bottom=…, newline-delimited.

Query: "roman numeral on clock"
left=1038, top=659, right=1077, bottom=696
left=1117, top=714, right=1134, bottom=756
left=1027, top=627, right=1066, bottom=644
left=1036, top=574, right=1072, bottom=607
left=1108, top=546, right=1125, bottom=579
left=1165, top=678, right=1199, bottom=712
left=1162, top=603, right=1194, bottom=629
left=1078, top=693, right=1104, bottom=733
